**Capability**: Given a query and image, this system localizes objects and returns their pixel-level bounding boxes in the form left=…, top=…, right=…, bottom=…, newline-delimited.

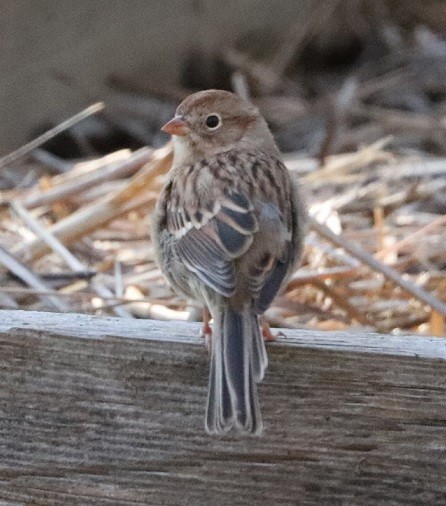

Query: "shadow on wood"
left=1, top=310, right=445, bottom=504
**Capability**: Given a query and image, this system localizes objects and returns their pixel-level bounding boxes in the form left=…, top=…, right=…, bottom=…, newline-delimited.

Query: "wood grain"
left=0, top=310, right=445, bottom=505
left=1, top=310, right=445, bottom=359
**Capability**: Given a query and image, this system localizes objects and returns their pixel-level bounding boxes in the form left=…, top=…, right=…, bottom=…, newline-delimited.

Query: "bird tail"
left=205, top=306, right=266, bottom=434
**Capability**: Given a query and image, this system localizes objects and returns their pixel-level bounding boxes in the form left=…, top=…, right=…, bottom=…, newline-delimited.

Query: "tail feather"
left=251, top=314, right=268, bottom=382
left=206, top=331, right=233, bottom=433
left=205, top=306, right=263, bottom=434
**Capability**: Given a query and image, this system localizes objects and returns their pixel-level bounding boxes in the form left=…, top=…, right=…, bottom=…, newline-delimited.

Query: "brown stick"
left=10, top=201, right=133, bottom=317
left=23, top=148, right=153, bottom=209
left=311, top=279, right=373, bottom=327
left=0, top=103, right=104, bottom=170
left=0, top=244, right=68, bottom=311
left=10, top=145, right=172, bottom=262
left=310, top=216, right=446, bottom=316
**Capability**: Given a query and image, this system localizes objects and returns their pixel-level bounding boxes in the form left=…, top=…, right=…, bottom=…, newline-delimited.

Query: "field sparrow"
left=153, top=90, right=305, bottom=434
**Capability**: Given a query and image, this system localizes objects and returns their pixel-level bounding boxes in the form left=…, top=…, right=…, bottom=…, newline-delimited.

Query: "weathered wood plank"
left=0, top=310, right=446, bottom=505
left=0, top=310, right=445, bottom=359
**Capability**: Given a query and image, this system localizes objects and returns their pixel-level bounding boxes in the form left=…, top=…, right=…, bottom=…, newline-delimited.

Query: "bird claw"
left=200, top=322, right=212, bottom=352
left=260, top=317, right=285, bottom=342
left=200, top=308, right=212, bottom=353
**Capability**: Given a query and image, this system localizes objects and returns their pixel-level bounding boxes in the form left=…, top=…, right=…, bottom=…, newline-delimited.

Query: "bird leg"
left=201, top=308, right=283, bottom=346
left=259, top=315, right=285, bottom=342
left=200, top=307, right=212, bottom=351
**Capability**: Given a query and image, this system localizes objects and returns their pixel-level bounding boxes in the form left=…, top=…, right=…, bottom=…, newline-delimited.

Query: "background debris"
left=0, top=3, right=445, bottom=336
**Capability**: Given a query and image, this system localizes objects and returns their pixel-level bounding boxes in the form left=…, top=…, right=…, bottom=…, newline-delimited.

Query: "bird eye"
left=205, top=114, right=221, bottom=129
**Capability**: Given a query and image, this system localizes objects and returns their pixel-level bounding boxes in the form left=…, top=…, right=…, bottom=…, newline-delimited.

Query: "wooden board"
left=1, top=310, right=445, bottom=359
left=1, top=310, right=446, bottom=504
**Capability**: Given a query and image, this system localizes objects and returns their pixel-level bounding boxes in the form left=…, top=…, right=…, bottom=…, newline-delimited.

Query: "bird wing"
left=167, top=187, right=258, bottom=297
left=253, top=246, right=292, bottom=313
left=165, top=150, right=295, bottom=302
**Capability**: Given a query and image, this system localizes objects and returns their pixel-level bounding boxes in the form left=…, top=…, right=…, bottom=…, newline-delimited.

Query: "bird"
left=152, top=89, right=305, bottom=434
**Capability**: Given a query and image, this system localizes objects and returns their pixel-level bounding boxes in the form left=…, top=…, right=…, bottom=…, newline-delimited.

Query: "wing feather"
left=164, top=151, right=296, bottom=303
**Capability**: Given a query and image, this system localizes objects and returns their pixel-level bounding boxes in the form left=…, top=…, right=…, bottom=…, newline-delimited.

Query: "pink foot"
left=200, top=308, right=212, bottom=352
left=260, top=316, right=285, bottom=342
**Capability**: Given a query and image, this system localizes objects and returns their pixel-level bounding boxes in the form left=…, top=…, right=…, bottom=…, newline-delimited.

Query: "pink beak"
left=161, top=115, right=189, bottom=136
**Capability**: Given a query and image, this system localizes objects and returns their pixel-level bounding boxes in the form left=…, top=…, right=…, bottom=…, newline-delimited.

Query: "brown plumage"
left=153, top=89, right=306, bottom=434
